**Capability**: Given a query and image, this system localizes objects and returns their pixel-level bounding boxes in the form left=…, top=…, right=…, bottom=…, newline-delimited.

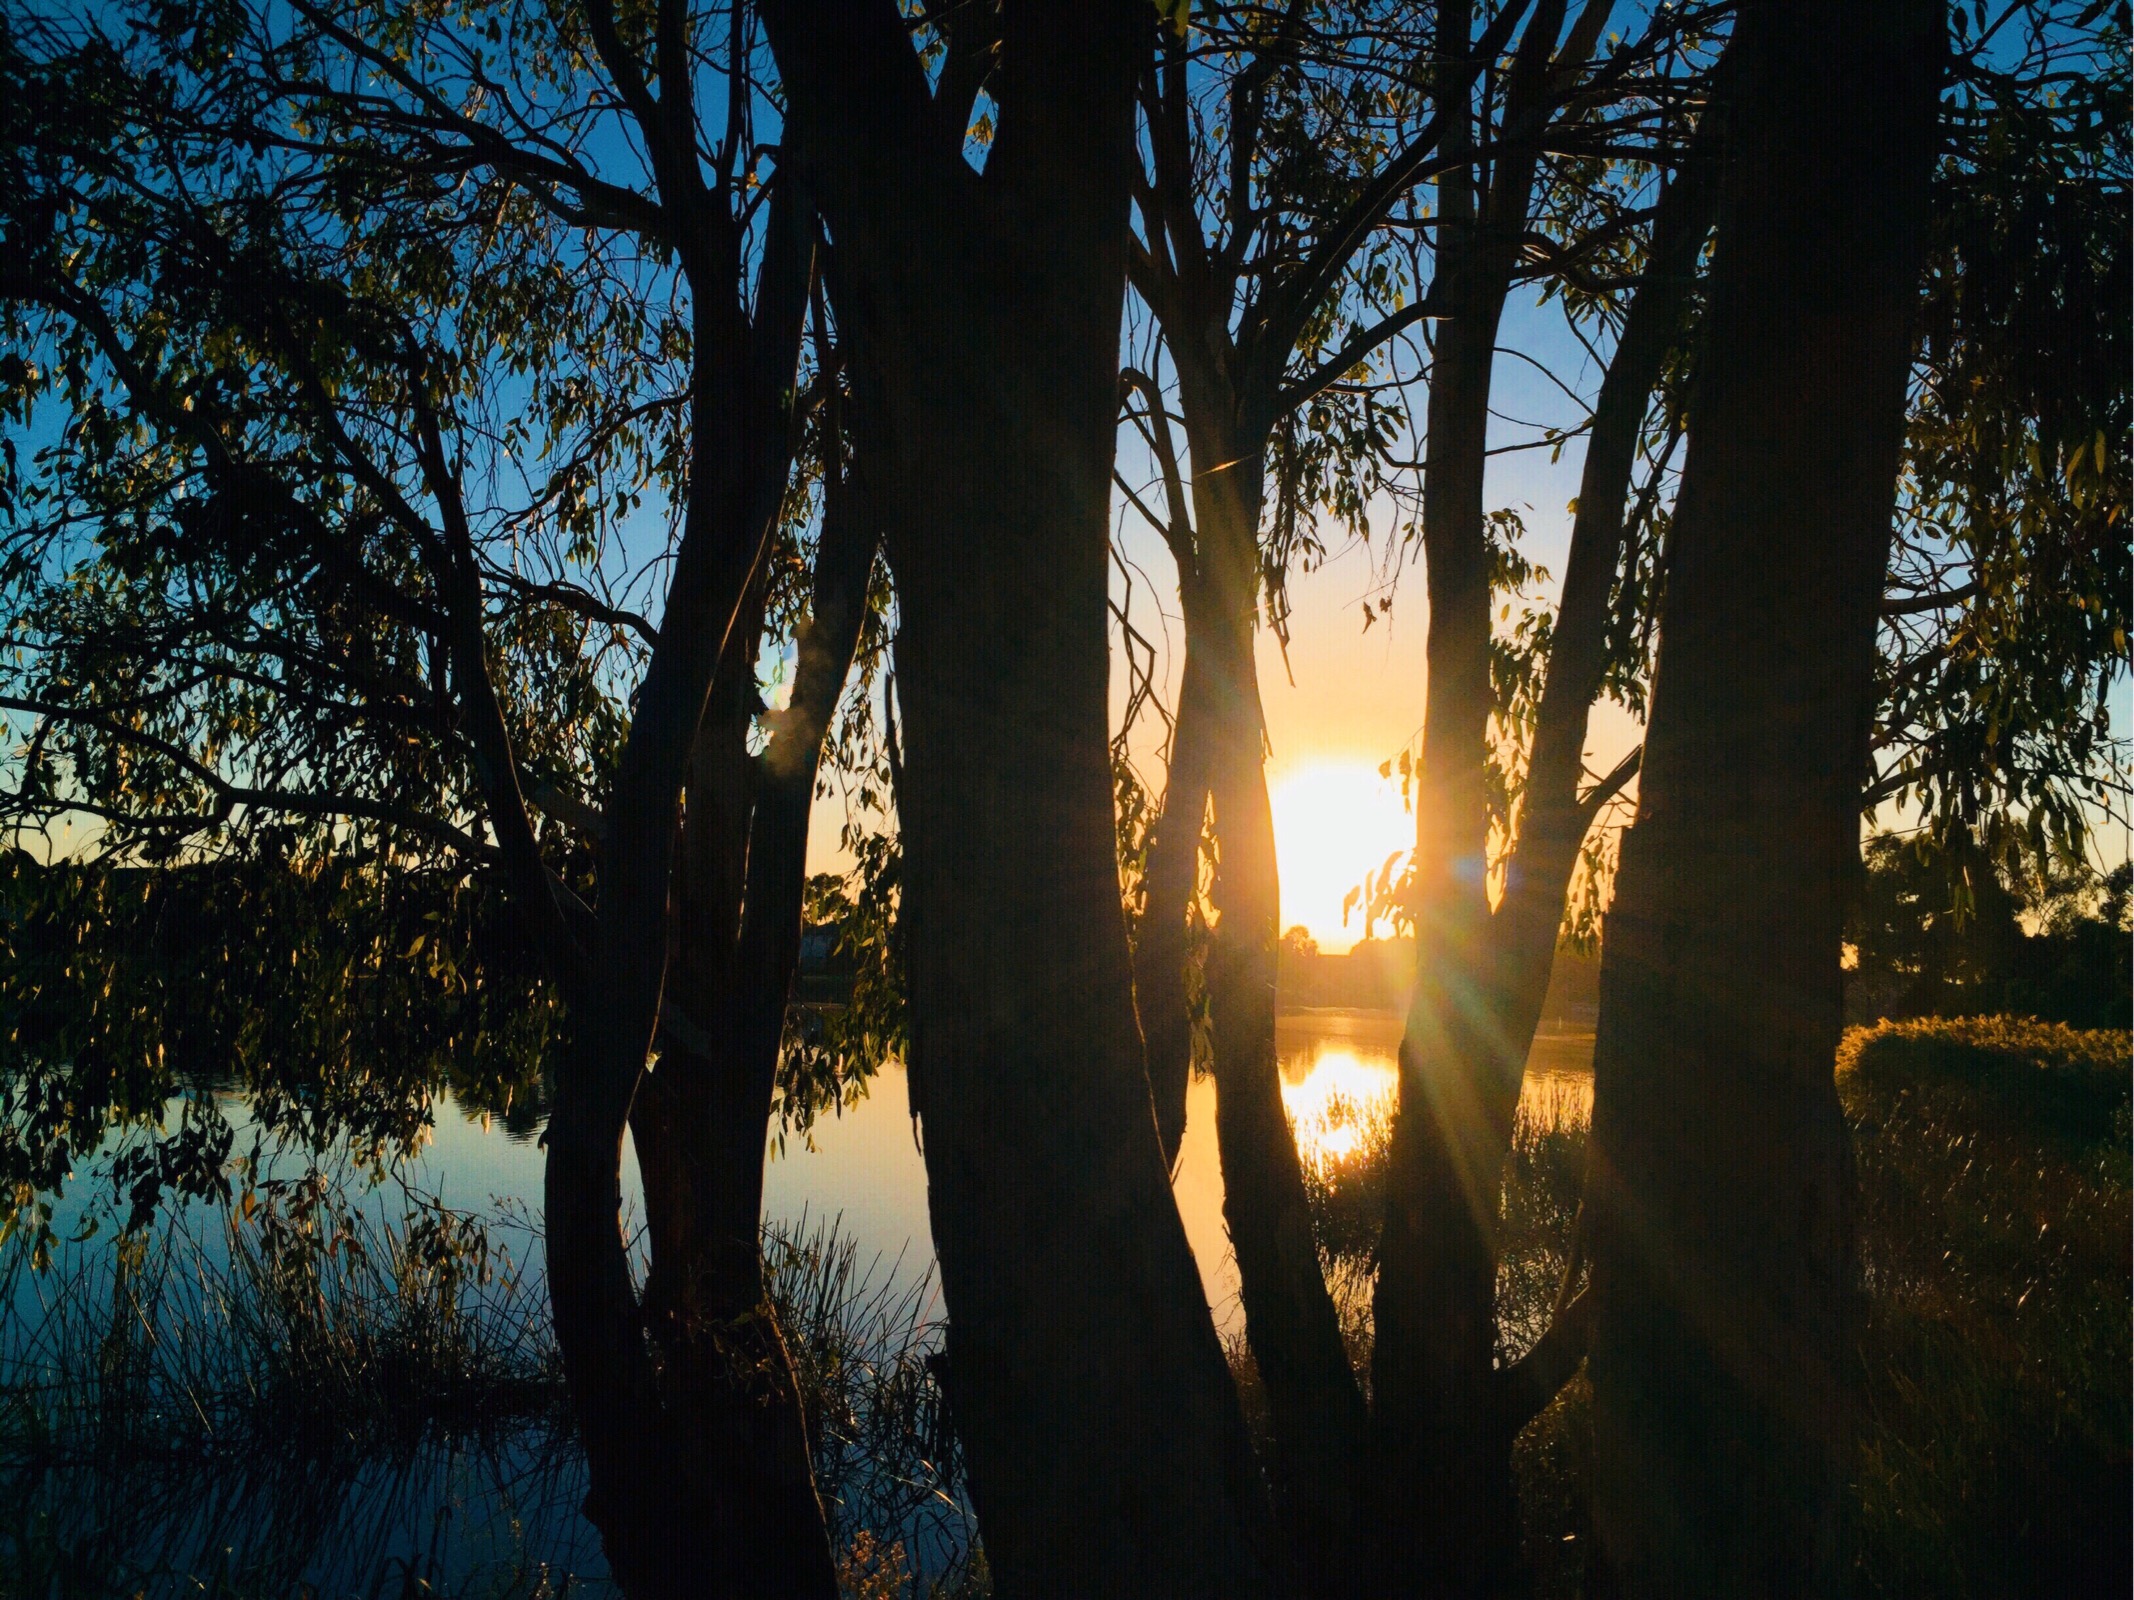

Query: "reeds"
left=1, top=1184, right=977, bottom=1598
left=1283, top=1018, right=2130, bottom=1599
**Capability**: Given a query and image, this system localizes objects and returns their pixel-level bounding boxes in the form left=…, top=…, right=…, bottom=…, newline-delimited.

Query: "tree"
left=1580, top=2, right=1941, bottom=1592
left=0, top=4, right=888, bottom=1591
left=759, top=3, right=1281, bottom=1590
left=1121, top=3, right=1726, bottom=1581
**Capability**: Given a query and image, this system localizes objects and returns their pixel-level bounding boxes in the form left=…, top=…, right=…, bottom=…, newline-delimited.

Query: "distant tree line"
left=1850, top=829, right=2131, bottom=1031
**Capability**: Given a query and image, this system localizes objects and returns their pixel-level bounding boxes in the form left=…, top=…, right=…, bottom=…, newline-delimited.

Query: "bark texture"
left=542, top=162, right=828, bottom=1598
left=765, top=4, right=1278, bottom=1591
left=1369, top=9, right=1572, bottom=1589
left=1583, top=3, right=1940, bottom=1593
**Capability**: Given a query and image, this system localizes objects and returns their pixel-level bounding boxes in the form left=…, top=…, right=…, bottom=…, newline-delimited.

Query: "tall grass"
left=1, top=1184, right=978, bottom=1598
left=1286, top=1018, right=2129, bottom=1598
left=1843, top=1017, right=2130, bottom=1598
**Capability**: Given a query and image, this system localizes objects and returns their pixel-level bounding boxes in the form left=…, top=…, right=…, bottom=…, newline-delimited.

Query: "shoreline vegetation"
left=3, top=1015, right=2123, bottom=1598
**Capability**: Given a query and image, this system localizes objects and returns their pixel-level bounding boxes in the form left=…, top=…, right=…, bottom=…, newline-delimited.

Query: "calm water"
left=271, top=1009, right=1593, bottom=1325
left=26, top=1010, right=1595, bottom=1326
left=6, top=1011, right=1593, bottom=1593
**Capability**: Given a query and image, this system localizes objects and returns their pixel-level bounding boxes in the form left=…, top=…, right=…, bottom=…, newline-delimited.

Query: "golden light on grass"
left=1267, top=760, right=1414, bottom=953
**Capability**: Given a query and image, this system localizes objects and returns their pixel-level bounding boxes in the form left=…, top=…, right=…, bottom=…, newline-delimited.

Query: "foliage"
left=0, top=0, right=902, bottom=1215
left=780, top=831, right=908, bottom=1141
left=1847, top=827, right=2131, bottom=1029
left=0, top=850, right=552, bottom=1264
left=1873, top=2, right=2132, bottom=846
left=1, top=0, right=663, bottom=872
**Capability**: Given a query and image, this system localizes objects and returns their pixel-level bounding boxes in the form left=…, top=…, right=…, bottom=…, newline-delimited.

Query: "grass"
left=1843, top=1017, right=2130, bottom=1598
left=7, top=1014, right=2121, bottom=1596
left=0, top=1184, right=977, bottom=1599
left=1285, top=1016, right=2129, bottom=1598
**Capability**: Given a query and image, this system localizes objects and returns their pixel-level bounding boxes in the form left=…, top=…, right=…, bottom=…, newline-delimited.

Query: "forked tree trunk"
left=1360, top=94, right=1727, bottom=1593
left=624, top=465, right=879, bottom=1600
left=766, top=4, right=1278, bottom=1591
left=542, top=176, right=819, bottom=1599
left=1583, top=3, right=1939, bottom=1593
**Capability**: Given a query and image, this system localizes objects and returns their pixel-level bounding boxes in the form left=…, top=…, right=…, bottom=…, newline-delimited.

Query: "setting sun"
left=1267, top=761, right=1415, bottom=954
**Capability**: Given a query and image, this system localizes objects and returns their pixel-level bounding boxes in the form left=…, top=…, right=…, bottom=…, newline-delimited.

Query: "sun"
left=1267, top=760, right=1414, bottom=954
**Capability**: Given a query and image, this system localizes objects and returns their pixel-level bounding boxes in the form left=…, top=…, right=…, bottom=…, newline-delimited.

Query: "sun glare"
left=1279, top=1049, right=1397, bottom=1171
left=1267, top=761, right=1414, bottom=954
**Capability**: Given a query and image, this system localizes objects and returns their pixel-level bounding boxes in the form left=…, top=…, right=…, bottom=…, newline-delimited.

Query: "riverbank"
left=3, top=1016, right=2121, bottom=1596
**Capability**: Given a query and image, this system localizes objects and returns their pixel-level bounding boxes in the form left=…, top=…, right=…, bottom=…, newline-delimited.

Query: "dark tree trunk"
left=1356, top=105, right=1727, bottom=1590
left=1583, top=3, right=1940, bottom=1593
left=622, top=464, right=880, bottom=1600
left=542, top=173, right=823, bottom=1598
left=1138, top=626, right=1213, bottom=1166
left=1172, top=385, right=1371, bottom=1575
left=1363, top=3, right=1700, bottom=1587
left=1491, top=114, right=1722, bottom=1061
left=1369, top=287, right=1515, bottom=1600
left=1199, top=569, right=1370, bottom=1586
left=766, top=4, right=1278, bottom=1591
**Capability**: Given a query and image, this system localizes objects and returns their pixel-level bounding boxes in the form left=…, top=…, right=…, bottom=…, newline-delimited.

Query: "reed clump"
left=1, top=1184, right=977, bottom=1598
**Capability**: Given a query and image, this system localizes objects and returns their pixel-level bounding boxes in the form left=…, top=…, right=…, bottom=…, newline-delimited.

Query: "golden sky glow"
left=1267, top=759, right=1415, bottom=954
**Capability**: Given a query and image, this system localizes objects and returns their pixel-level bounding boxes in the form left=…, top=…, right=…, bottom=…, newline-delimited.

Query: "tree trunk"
left=543, top=178, right=819, bottom=1597
left=1492, top=115, right=1723, bottom=1060
left=1138, top=627, right=1213, bottom=1166
left=623, top=466, right=879, bottom=1599
left=1356, top=105, right=1727, bottom=1576
left=767, top=4, right=1278, bottom=1591
left=1583, top=3, right=1939, bottom=1593
left=1366, top=5, right=1651, bottom=1585
left=1203, top=604, right=1371, bottom=1578
left=1368, top=287, right=1515, bottom=1599
left=1178, top=387, right=1370, bottom=1576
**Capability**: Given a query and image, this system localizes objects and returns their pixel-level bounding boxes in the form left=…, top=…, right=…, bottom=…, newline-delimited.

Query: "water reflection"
left=1277, top=1012, right=1400, bottom=1171
left=1163, top=1010, right=1595, bottom=1325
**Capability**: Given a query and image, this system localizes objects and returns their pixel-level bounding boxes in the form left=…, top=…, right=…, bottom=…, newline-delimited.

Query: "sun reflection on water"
left=1279, top=1046, right=1399, bottom=1172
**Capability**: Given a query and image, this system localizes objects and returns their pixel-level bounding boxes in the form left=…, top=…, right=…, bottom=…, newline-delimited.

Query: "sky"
left=802, top=276, right=2129, bottom=955
left=795, top=286, right=1646, bottom=952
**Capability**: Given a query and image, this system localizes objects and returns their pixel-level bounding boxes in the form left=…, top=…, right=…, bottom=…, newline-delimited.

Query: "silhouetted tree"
left=760, top=4, right=1283, bottom=1588
left=0, top=4, right=885, bottom=1590
left=1123, top=3, right=1726, bottom=1580
left=1582, top=2, right=1941, bottom=1592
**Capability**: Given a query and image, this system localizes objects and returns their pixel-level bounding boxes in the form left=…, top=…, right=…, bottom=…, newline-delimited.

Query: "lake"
left=305, top=1006, right=1587, bottom=1331
left=333, top=1008, right=1594, bottom=1329
left=3, top=1010, right=1594, bottom=1594
left=17, top=1010, right=1597, bottom=1332
left=219, top=1008, right=1597, bottom=1322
